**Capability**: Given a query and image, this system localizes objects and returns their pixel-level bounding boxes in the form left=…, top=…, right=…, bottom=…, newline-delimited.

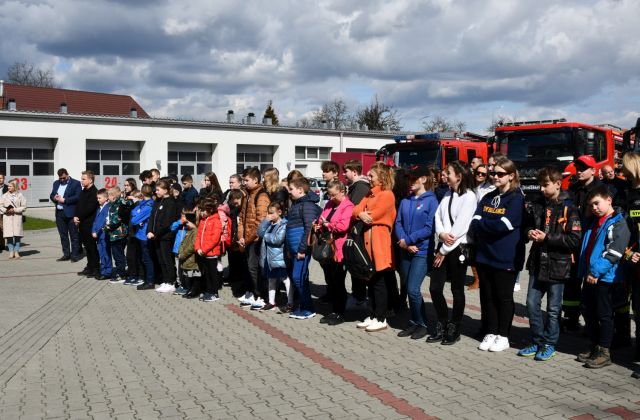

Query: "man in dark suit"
left=74, top=170, right=99, bottom=275
left=50, top=168, right=82, bottom=262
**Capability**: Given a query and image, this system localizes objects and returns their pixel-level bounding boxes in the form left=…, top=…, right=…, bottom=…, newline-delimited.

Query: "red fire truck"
left=493, top=119, right=627, bottom=195
left=375, top=131, right=489, bottom=170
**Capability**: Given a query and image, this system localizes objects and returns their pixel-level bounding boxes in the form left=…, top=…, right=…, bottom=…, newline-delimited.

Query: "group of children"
left=82, top=151, right=640, bottom=373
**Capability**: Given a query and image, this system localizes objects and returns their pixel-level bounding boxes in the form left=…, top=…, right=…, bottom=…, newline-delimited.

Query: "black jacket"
left=569, top=177, right=603, bottom=222
left=347, top=179, right=370, bottom=205
left=525, top=192, right=581, bottom=282
left=74, top=185, right=98, bottom=225
left=147, top=196, right=178, bottom=241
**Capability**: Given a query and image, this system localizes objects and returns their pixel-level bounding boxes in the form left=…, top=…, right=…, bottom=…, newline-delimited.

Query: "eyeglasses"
left=489, top=171, right=509, bottom=178
left=475, top=172, right=487, bottom=177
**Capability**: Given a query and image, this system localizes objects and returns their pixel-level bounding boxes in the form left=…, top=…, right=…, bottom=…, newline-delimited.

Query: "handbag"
left=310, top=207, right=337, bottom=264
left=446, top=191, right=475, bottom=265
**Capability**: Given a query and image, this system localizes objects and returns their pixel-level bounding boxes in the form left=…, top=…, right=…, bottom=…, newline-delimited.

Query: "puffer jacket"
left=258, top=218, right=287, bottom=269
left=238, top=186, right=270, bottom=246
left=195, top=213, right=222, bottom=257
left=286, top=191, right=321, bottom=255
left=131, top=199, right=153, bottom=242
left=525, top=191, right=581, bottom=282
left=104, top=197, right=129, bottom=241
left=577, top=211, right=631, bottom=283
left=318, top=197, right=354, bottom=262
left=178, top=228, right=199, bottom=270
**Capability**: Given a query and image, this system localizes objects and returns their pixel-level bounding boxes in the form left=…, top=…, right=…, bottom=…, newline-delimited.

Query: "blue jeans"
left=290, top=253, right=314, bottom=312
left=526, top=275, right=564, bottom=346
left=6, top=236, right=21, bottom=252
left=55, top=210, right=80, bottom=258
left=110, top=239, right=127, bottom=277
left=400, top=253, right=428, bottom=327
left=138, top=239, right=155, bottom=285
left=96, top=235, right=112, bottom=277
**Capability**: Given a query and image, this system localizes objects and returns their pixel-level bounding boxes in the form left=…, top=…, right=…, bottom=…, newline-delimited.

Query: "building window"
left=122, top=162, right=140, bottom=176
left=296, top=146, right=331, bottom=160
left=86, top=162, right=100, bottom=175
left=103, top=165, right=120, bottom=175
left=101, top=150, right=121, bottom=160
left=33, top=162, right=54, bottom=176
left=10, top=165, right=30, bottom=176
left=7, top=148, right=31, bottom=160
left=33, top=149, right=54, bottom=160
left=197, top=163, right=212, bottom=174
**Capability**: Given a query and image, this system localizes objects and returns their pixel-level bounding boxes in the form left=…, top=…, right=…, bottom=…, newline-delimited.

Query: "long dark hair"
left=447, top=161, right=475, bottom=195
left=204, top=171, right=222, bottom=195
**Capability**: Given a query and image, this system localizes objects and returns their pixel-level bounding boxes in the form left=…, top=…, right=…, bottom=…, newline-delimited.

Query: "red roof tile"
left=0, top=83, right=149, bottom=118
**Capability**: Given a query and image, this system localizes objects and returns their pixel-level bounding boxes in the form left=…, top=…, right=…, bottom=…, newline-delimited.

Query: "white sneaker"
left=250, top=298, right=265, bottom=310
left=238, top=292, right=250, bottom=302
left=489, top=335, right=510, bottom=352
left=155, top=283, right=168, bottom=293
left=160, top=284, right=176, bottom=294
left=365, top=318, right=388, bottom=332
left=356, top=317, right=374, bottom=329
left=478, top=334, right=497, bottom=351
left=240, top=295, right=256, bottom=307
left=513, top=283, right=521, bottom=292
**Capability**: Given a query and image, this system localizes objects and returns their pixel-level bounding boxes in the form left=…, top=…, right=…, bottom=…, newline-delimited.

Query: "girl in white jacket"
left=427, top=161, right=477, bottom=345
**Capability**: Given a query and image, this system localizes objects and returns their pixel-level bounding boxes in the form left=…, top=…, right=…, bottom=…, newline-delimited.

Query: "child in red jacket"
left=195, top=197, right=224, bottom=302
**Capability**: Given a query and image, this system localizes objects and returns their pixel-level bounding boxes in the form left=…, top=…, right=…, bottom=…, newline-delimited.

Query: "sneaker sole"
left=365, top=325, right=388, bottom=332
left=518, top=352, right=537, bottom=357
left=535, top=353, right=556, bottom=361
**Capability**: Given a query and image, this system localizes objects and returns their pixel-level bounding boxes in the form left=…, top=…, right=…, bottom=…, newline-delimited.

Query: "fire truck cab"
left=494, top=119, right=625, bottom=196
left=376, top=131, right=489, bottom=170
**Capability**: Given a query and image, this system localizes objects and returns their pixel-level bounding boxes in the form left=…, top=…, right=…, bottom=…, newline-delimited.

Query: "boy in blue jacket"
left=92, top=189, right=112, bottom=280
left=577, top=185, right=631, bottom=369
left=286, top=177, right=321, bottom=319
left=130, top=185, right=155, bottom=287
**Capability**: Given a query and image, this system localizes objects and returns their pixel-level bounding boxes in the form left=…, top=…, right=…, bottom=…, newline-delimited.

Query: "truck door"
left=443, top=146, right=458, bottom=167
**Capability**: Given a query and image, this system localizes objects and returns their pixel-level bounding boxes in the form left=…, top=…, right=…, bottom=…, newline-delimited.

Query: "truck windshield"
left=497, top=130, right=574, bottom=163
left=379, top=144, right=440, bottom=169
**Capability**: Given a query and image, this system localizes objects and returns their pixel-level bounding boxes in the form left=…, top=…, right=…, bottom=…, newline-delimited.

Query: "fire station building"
left=0, top=83, right=398, bottom=207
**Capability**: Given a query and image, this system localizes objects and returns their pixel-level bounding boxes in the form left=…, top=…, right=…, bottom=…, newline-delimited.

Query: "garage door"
left=0, top=137, right=56, bottom=207
left=86, top=140, right=141, bottom=190
left=236, top=145, right=275, bottom=174
left=167, top=143, right=214, bottom=189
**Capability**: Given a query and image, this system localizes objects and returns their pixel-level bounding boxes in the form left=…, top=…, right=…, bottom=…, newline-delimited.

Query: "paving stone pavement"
left=0, top=229, right=638, bottom=419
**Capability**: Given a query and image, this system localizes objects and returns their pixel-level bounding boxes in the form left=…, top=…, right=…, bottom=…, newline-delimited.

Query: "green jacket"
left=178, top=228, right=199, bottom=271
left=103, top=197, right=129, bottom=241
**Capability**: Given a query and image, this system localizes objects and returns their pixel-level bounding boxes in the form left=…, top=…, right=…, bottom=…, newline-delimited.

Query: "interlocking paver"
left=0, top=229, right=638, bottom=419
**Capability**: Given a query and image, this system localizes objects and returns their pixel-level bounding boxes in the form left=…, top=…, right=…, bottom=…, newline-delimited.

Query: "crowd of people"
left=3, top=149, right=640, bottom=374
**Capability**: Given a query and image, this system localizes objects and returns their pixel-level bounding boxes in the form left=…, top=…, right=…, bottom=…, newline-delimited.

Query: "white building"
left=0, top=83, right=401, bottom=207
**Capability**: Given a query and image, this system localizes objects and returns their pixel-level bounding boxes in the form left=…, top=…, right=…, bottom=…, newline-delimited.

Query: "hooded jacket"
left=577, top=211, right=631, bottom=283
left=395, top=191, right=439, bottom=256
left=238, top=185, right=270, bottom=246
left=318, top=196, right=355, bottom=262
left=178, top=228, right=199, bottom=271
left=131, top=199, right=154, bottom=242
left=347, top=177, right=370, bottom=205
left=525, top=191, right=581, bottom=282
left=147, top=196, right=178, bottom=241
left=469, top=188, right=526, bottom=271
left=258, top=218, right=287, bottom=269
left=195, top=213, right=223, bottom=257
left=286, top=191, right=321, bottom=254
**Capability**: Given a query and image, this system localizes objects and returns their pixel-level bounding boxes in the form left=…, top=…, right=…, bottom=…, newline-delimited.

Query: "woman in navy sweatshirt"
left=469, top=157, right=525, bottom=353
left=394, top=166, right=439, bottom=340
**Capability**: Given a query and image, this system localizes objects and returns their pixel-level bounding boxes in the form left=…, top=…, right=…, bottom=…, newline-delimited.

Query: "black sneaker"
left=77, top=268, right=91, bottom=276
left=320, top=313, right=339, bottom=324
left=94, top=274, right=110, bottom=280
left=410, top=326, right=429, bottom=340
left=327, top=314, right=344, bottom=326
left=397, top=325, right=418, bottom=338
left=70, top=256, right=83, bottom=263
left=57, top=255, right=71, bottom=262
left=136, top=283, right=155, bottom=290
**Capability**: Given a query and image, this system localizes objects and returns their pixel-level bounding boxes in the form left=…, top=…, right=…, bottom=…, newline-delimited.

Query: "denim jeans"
left=110, top=239, right=127, bottom=277
left=399, top=253, right=428, bottom=327
left=526, top=275, right=564, bottom=346
left=6, top=236, right=21, bottom=252
left=138, top=239, right=155, bottom=285
left=290, top=253, right=314, bottom=312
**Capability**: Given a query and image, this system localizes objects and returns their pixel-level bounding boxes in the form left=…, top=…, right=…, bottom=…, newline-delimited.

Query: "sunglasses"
left=475, top=172, right=487, bottom=177
left=489, top=171, right=509, bottom=178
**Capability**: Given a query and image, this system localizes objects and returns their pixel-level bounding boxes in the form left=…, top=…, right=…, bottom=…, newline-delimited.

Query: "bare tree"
left=355, top=95, right=402, bottom=131
left=422, top=115, right=466, bottom=133
left=6, top=61, right=58, bottom=88
left=487, top=115, right=513, bottom=133
left=297, top=117, right=312, bottom=128
left=311, top=98, right=351, bottom=129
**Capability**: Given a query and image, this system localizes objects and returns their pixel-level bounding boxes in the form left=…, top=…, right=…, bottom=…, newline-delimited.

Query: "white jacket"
left=435, top=190, right=477, bottom=255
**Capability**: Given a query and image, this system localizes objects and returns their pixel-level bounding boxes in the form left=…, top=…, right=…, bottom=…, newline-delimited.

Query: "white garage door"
left=167, top=143, right=214, bottom=189
left=0, top=137, right=56, bottom=208
left=86, top=140, right=142, bottom=190
left=236, top=145, right=275, bottom=174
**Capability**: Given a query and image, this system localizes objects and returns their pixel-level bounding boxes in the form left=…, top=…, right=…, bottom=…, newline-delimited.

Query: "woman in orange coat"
left=353, top=162, right=397, bottom=332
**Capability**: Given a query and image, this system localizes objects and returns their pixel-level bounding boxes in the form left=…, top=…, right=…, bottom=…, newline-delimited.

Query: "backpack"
left=218, top=206, right=233, bottom=253
left=342, top=220, right=375, bottom=280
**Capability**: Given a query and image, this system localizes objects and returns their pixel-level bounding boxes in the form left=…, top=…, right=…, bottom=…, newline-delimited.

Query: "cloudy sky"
left=2, top=0, right=639, bottom=132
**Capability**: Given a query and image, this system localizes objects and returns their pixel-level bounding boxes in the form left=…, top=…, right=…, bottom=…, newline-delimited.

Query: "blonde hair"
left=131, top=191, right=143, bottom=200
left=623, top=151, right=640, bottom=183
left=263, top=168, right=280, bottom=194
left=8, top=180, right=18, bottom=191
left=369, top=161, right=395, bottom=191
left=493, top=157, right=521, bottom=189
left=108, top=186, right=121, bottom=196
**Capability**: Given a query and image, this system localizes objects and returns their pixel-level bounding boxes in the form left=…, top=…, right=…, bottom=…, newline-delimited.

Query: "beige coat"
left=0, top=192, right=27, bottom=237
